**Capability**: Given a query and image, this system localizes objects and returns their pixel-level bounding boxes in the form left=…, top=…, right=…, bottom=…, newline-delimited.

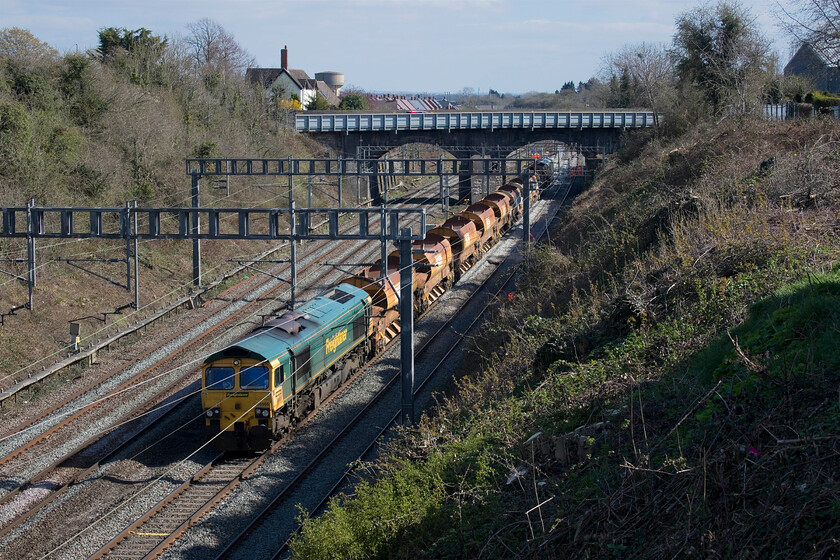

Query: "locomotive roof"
left=204, top=283, right=369, bottom=364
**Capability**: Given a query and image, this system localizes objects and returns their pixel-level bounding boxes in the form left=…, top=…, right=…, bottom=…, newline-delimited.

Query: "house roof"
left=287, top=68, right=314, bottom=89
left=317, top=81, right=341, bottom=105
left=246, top=65, right=342, bottom=106
left=246, top=67, right=317, bottom=91
left=812, top=43, right=840, bottom=67
left=372, top=94, right=453, bottom=112
left=245, top=68, right=283, bottom=88
left=795, top=42, right=840, bottom=68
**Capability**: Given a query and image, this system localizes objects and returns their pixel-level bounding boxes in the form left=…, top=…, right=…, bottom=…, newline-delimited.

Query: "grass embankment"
left=290, top=117, right=840, bottom=559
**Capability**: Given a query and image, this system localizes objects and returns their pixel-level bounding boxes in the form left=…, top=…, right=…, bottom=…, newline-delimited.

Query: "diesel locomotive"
left=201, top=171, right=550, bottom=451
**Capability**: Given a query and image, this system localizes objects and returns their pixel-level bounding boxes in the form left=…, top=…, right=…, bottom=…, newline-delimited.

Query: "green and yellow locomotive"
left=202, top=284, right=371, bottom=451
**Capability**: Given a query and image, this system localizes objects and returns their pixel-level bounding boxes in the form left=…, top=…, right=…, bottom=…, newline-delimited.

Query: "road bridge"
left=296, top=109, right=656, bottom=157
left=296, top=109, right=655, bottom=201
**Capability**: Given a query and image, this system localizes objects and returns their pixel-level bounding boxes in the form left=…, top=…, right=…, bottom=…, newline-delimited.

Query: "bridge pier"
left=369, top=173, right=382, bottom=205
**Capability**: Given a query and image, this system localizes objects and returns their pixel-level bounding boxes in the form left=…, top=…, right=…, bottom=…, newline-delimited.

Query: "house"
left=784, top=42, right=840, bottom=95
left=246, top=46, right=342, bottom=109
left=368, top=94, right=457, bottom=112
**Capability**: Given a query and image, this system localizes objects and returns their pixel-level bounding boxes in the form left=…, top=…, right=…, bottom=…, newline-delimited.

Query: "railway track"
left=67, top=173, right=558, bottom=560
left=0, top=180, right=449, bottom=554
left=214, top=169, right=577, bottom=560
left=129, top=166, right=575, bottom=560
left=88, top=453, right=255, bottom=560
left=85, top=230, right=495, bottom=559
left=85, top=309, right=401, bottom=560
left=0, top=156, right=573, bottom=559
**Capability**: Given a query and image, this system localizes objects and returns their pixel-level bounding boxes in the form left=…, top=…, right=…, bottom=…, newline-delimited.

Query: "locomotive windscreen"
left=206, top=367, right=234, bottom=390
left=240, top=365, right=269, bottom=389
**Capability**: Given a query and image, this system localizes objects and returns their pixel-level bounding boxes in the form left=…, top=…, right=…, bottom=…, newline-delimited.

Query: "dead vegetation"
left=290, top=116, right=840, bottom=560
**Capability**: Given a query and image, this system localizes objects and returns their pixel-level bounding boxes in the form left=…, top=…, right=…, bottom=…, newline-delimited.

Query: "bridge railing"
left=296, top=110, right=658, bottom=133
left=764, top=102, right=840, bottom=121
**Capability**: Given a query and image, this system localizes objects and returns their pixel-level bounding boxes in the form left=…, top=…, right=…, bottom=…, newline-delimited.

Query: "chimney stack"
left=281, top=45, right=288, bottom=70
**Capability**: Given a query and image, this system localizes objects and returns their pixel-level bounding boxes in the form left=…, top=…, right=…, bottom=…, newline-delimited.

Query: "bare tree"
left=185, top=18, right=255, bottom=80
left=602, top=42, right=675, bottom=126
left=673, top=1, right=773, bottom=114
left=0, top=27, right=58, bottom=64
left=776, top=0, right=840, bottom=65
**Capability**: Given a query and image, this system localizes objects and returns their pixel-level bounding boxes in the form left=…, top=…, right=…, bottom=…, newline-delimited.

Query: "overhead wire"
left=16, top=161, right=566, bottom=557
left=0, top=176, right=447, bottom=445
left=8, top=150, right=566, bottom=447
left=0, top=181, right=314, bottom=385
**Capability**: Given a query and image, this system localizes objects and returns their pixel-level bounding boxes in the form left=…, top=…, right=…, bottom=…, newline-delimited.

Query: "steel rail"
left=85, top=295, right=413, bottom=560
left=79, top=171, right=524, bottom=559
left=0, top=179, right=442, bottom=468
left=15, top=179, right=447, bottom=559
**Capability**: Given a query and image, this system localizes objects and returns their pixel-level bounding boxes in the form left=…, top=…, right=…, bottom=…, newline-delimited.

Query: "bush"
left=306, top=93, right=333, bottom=110
left=60, top=54, right=108, bottom=127
left=70, top=163, right=108, bottom=200
left=193, top=141, right=219, bottom=158
left=6, top=60, right=59, bottom=111
left=338, top=93, right=367, bottom=110
left=0, top=98, right=31, bottom=140
left=804, top=90, right=840, bottom=111
left=0, top=99, right=33, bottom=179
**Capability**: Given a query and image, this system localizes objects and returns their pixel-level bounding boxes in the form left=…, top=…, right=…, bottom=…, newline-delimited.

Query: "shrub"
left=60, top=53, right=108, bottom=127
left=7, top=60, right=59, bottom=111
left=338, top=93, right=367, bottom=110
left=804, top=90, right=840, bottom=111
left=193, top=141, right=219, bottom=158
left=306, top=93, right=333, bottom=110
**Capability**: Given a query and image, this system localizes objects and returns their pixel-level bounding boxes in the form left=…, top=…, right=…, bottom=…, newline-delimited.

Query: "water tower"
left=315, top=71, right=345, bottom=96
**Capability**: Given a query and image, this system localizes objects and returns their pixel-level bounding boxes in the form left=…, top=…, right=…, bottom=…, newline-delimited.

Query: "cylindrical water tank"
left=315, top=71, right=345, bottom=95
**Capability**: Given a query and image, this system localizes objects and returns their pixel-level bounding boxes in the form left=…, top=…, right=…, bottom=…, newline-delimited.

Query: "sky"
left=2, top=0, right=794, bottom=95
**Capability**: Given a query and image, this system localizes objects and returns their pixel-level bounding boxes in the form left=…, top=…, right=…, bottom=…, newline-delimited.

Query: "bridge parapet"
left=296, top=110, right=657, bottom=133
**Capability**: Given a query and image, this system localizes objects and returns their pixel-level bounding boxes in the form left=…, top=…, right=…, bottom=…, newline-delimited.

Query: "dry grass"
left=290, top=115, right=840, bottom=560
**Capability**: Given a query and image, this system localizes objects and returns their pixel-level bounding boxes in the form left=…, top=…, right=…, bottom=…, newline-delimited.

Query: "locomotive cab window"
left=205, top=367, right=234, bottom=390
left=274, top=364, right=285, bottom=385
left=240, top=365, right=269, bottom=390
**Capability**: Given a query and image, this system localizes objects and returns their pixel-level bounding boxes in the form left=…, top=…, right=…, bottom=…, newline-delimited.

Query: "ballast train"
left=201, top=169, right=550, bottom=452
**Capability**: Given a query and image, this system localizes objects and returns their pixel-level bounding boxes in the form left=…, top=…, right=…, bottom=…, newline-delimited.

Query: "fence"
left=764, top=102, right=840, bottom=121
